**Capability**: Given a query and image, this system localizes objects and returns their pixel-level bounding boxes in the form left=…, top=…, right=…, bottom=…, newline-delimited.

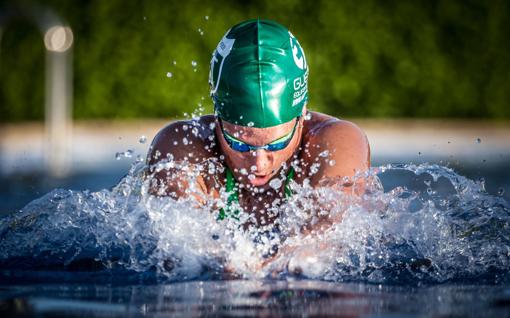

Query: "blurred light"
left=44, top=26, right=73, bottom=52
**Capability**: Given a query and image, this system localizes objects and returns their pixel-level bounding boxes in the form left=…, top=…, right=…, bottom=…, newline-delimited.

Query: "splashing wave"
left=1, top=162, right=509, bottom=285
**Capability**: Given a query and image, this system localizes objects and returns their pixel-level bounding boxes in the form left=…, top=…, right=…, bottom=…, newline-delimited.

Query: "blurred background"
left=1, top=0, right=509, bottom=215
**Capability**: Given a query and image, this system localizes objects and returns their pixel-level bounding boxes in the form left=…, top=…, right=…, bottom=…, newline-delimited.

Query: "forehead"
left=220, top=118, right=296, bottom=143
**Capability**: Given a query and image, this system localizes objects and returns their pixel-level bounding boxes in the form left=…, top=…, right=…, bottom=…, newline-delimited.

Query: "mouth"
left=249, top=173, right=272, bottom=186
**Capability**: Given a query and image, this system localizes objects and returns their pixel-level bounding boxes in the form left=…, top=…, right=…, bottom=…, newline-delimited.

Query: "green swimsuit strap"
left=217, top=166, right=295, bottom=220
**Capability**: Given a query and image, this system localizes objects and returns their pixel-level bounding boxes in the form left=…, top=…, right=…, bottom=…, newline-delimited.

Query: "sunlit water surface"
left=1, top=161, right=509, bottom=316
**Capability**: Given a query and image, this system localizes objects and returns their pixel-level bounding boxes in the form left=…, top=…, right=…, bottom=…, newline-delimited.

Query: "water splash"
left=0, top=162, right=509, bottom=285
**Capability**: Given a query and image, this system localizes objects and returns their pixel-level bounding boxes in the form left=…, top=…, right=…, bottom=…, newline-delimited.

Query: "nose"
left=251, top=149, right=272, bottom=174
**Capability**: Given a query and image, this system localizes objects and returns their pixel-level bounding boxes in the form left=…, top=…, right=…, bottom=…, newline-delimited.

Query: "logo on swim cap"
left=210, top=19, right=309, bottom=128
left=289, top=31, right=307, bottom=70
left=209, top=31, right=235, bottom=95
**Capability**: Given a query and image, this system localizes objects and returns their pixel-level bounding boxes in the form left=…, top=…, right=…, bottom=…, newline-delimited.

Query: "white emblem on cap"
left=289, top=31, right=306, bottom=70
left=210, top=30, right=235, bottom=95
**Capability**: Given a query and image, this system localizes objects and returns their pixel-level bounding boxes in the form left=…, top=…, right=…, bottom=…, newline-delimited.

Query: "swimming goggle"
left=219, top=117, right=300, bottom=152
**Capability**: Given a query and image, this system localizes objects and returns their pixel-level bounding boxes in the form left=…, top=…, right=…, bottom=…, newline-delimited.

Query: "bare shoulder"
left=147, top=115, right=218, bottom=165
left=301, top=112, right=370, bottom=183
left=305, top=113, right=366, bottom=142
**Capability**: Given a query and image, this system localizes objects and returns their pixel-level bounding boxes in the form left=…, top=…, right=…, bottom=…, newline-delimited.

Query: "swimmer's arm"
left=305, top=119, right=370, bottom=193
left=145, top=121, right=215, bottom=201
left=299, top=120, right=371, bottom=230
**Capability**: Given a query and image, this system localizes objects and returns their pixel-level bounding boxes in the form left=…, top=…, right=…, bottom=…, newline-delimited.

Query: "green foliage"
left=1, top=0, right=510, bottom=121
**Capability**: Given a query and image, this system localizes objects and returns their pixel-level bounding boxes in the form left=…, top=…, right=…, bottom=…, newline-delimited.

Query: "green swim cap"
left=209, top=19, right=308, bottom=128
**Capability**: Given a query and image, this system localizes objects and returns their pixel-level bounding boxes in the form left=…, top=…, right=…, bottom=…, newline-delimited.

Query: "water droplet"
left=191, top=60, right=197, bottom=67
left=250, top=165, right=257, bottom=172
left=198, top=28, right=204, bottom=36
left=424, top=180, right=431, bottom=187
left=426, top=188, right=433, bottom=195
left=143, top=16, right=147, bottom=21
left=247, top=122, right=254, bottom=127
left=182, top=125, right=188, bottom=131
left=328, top=160, right=336, bottom=166
left=204, top=15, right=209, bottom=20
left=182, top=137, right=189, bottom=145
left=209, top=122, right=216, bottom=130
left=418, top=152, right=422, bottom=156
left=211, top=234, right=219, bottom=240
left=139, top=136, right=147, bottom=144
left=173, top=60, right=177, bottom=65
left=248, top=174, right=256, bottom=180
left=115, top=152, right=122, bottom=160
left=269, top=178, right=283, bottom=190
left=319, top=150, right=330, bottom=158
left=239, top=168, right=248, bottom=175
left=497, top=188, right=505, bottom=196
left=310, top=163, right=320, bottom=175
left=166, top=72, right=173, bottom=78
left=476, top=138, right=481, bottom=144
left=125, top=149, right=133, bottom=158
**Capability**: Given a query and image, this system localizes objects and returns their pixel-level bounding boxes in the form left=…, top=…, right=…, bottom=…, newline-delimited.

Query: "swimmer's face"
left=216, top=116, right=303, bottom=187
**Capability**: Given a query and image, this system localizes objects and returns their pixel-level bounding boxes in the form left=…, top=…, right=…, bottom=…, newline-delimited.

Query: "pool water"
left=1, top=281, right=510, bottom=317
left=1, top=159, right=509, bottom=317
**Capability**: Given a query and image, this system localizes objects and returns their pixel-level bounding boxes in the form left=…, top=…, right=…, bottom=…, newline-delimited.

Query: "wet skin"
left=147, top=109, right=371, bottom=226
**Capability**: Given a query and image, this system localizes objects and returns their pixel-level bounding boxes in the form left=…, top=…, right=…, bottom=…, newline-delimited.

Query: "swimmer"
left=147, top=19, right=370, bottom=229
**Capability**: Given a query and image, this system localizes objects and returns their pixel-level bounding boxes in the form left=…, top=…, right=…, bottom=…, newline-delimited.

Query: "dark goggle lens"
left=230, top=140, right=251, bottom=152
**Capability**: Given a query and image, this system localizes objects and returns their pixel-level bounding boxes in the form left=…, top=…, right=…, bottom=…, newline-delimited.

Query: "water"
left=1, top=161, right=509, bottom=316
left=1, top=281, right=509, bottom=317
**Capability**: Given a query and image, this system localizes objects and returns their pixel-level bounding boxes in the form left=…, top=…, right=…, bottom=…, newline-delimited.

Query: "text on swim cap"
left=292, top=70, right=308, bottom=106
